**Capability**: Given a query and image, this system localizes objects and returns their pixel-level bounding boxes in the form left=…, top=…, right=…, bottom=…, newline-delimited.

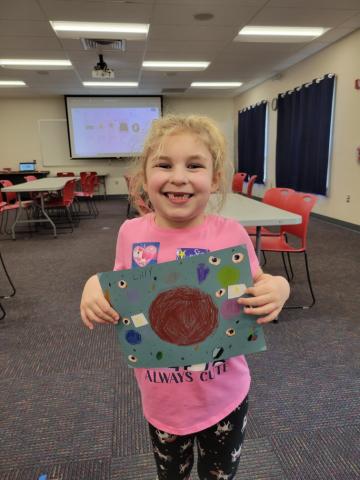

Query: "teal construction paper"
left=98, top=244, right=266, bottom=368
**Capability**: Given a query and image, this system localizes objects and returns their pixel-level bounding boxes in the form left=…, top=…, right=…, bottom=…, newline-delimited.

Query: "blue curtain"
left=276, top=74, right=335, bottom=195
left=237, top=102, right=267, bottom=183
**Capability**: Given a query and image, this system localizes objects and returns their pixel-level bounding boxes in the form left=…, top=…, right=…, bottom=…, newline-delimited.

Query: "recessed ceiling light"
left=0, top=80, right=26, bottom=86
left=83, top=82, right=138, bottom=87
left=194, top=13, right=214, bottom=21
left=236, top=26, right=327, bottom=41
left=142, top=61, right=210, bottom=71
left=0, top=59, right=72, bottom=69
left=239, top=26, right=327, bottom=36
left=50, top=21, right=149, bottom=40
left=191, top=82, right=242, bottom=88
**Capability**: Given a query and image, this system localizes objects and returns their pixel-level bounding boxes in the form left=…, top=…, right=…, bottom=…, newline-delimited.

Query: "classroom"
left=0, top=1, right=359, bottom=479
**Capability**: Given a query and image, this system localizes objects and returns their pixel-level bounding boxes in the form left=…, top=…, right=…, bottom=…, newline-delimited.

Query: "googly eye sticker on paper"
left=98, top=244, right=266, bottom=368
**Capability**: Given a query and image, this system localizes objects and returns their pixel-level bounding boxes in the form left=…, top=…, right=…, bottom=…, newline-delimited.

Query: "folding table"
left=1, top=177, right=79, bottom=239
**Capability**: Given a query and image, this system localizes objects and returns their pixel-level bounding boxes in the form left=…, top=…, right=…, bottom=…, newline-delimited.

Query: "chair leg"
left=281, top=252, right=292, bottom=281
left=261, top=251, right=267, bottom=267
left=0, top=301, right=5, bottom=320
left=303, top=251, right=316, bottom=308
left=0, top=251, right=16, bottom=298
left=286, top=252, right=294, bottom=280
left=284, top=251, right=315, bottom=310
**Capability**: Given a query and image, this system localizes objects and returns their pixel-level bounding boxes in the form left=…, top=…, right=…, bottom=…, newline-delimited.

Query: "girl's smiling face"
left=144, top=132, right=220, bottom=229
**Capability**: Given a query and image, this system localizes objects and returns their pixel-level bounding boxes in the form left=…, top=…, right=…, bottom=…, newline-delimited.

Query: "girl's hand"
left=237, top=273, right=290, bottom=324
left=80, top=274, right=120, bottom=330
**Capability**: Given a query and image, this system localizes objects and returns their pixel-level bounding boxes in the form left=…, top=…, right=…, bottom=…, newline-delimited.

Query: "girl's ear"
left=211, top=170, right=221, bottom=193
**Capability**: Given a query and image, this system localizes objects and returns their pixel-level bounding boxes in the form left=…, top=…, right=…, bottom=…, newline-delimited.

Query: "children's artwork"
left=98, top=244, right=266, bottom=368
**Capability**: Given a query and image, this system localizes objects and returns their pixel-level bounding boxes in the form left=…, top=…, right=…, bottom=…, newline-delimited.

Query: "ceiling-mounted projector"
left=92, top=54, right=114, bottom=79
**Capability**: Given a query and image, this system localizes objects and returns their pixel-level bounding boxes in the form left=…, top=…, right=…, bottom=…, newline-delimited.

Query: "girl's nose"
left=170, top=166, right=188, bottom=184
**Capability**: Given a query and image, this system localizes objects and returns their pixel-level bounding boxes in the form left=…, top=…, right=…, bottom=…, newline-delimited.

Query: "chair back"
left=232, top=172, right=247, bottom=193
left=263, top=187, right=295, bottom=209
left=57, top=172, right=75, bottom=177
left=24, top=175, right=37, bottom=182
left=246, top=175, right=257, bottom=197
left=281, top=192, right=317, bottom=249
left=0, top=180, right=17, bottom=204
left=80, top=171, right=98, bottom=191
left=62, top=180, right=76, bottom=206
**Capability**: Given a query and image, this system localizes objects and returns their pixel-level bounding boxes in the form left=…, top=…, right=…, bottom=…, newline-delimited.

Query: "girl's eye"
left=232, top=253, right=244, bottom=264
left=157, top=163, right=171, bottom=169
left=209, top=256, right=221, bottom=266
left=188, top=163, right=203, bottom=169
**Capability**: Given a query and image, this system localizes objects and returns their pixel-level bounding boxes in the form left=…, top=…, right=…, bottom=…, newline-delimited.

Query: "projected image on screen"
left=72, top=107, right=159, bottom=157
left=65, top=96, right=162, bottom=158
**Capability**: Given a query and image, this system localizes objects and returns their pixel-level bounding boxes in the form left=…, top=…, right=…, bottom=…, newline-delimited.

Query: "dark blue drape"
left=276, top=74, right=335, bottom=195
left=237, top=102, right=266, bottom=183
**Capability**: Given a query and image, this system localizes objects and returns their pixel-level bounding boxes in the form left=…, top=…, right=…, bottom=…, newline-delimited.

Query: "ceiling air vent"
left=161, top=88, right=188, bottom=94
left=81, top=38, right=126, bottom=51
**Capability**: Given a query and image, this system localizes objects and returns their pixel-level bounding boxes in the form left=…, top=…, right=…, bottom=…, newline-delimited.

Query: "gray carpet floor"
left=0, top=199, right=359, bottom=480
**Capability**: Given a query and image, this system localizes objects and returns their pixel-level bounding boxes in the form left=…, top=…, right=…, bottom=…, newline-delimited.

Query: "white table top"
left=1, top=177, right=79, bottom=193
left=209, top=193, right=301, bottom=227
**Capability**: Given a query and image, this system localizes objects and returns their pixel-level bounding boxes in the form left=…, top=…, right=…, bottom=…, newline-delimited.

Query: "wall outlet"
left=346, top=195, right=351, bottom=203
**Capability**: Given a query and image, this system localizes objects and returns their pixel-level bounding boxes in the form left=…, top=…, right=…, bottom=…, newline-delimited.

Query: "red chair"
left=232, top=172, right=247, bottom=194
left=0, top=180, right=33, bottom=234
left=256, top=192, right=317, bottom=309
left=246, top=187, right=296, bottom=237
left=246, top=175, right=257, bottom=197
left=44, top=179, right=77, bottom=232
left=124, top=175, right=152, bottom=218
left=24, top=175, right=37, bottom=182
left=74, top=173, right=98, bottom=217
left=56, top=172, right=75, bottom=177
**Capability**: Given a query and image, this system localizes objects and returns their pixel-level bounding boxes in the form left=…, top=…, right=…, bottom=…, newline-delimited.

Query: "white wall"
left=233, top=29, right=360, bottom=226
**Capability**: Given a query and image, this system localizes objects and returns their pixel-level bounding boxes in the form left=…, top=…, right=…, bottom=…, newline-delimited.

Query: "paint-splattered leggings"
left=148, top=395, right=248, bottom=480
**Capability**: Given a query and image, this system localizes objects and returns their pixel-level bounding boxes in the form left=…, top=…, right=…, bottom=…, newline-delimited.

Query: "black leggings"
left=148, top=395, right=248, bottom=480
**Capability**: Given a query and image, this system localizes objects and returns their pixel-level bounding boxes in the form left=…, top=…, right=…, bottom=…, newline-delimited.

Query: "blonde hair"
left=128, top=114, right=232, bottom=212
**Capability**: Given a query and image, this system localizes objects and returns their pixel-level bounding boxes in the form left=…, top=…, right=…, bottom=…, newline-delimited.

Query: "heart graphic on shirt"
left=133, top=245, right=157, bottom=267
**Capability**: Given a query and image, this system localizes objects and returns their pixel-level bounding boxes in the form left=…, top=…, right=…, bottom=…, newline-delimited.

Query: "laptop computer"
left=19, top=162, right=36, bottom=172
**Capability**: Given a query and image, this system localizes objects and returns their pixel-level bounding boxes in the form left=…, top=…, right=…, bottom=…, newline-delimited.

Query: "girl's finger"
left=97, top=298, right=120, bottom=321
left=81, top=310, right=94, bottom=330
left=256, top=307, right=282, bottom=324
left=243, top=302, right=277, bottom=316
left=87, top=302, right=118, bottom=324
left=238, top=294, right=273, bottom=308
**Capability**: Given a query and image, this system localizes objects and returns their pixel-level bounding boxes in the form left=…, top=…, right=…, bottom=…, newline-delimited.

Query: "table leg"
left=39, top=194, right=57, bottom=238
left=10, top=192, right=57, bottom=238
left=10, top=193, right=23, bottom=240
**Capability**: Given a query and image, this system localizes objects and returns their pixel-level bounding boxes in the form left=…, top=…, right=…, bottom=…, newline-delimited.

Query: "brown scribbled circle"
left=149, top=286, right=218, bottom=346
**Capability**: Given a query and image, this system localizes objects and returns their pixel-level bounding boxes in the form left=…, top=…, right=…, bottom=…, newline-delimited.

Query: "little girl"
left=80, top=114, right=290, bottom=480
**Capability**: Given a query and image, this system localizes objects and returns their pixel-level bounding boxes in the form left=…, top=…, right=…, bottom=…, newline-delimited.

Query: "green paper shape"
left=98, top=244, right=266, bottom=368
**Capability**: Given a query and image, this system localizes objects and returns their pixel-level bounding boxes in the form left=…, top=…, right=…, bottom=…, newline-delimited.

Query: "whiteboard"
left=38, top=119, right=72, bottom=166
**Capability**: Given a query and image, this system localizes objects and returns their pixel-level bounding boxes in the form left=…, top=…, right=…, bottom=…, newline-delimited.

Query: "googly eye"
left=232, top=253, right=244, bottom=264
left=128, top=354, right=138, bottom=363
left=209, top=256, right=221, bottom=266
left=122, top=317, right=131, bottom=326
left=118, top=280, right=127, bottom=288
left=215, top=288, right=226, bottom=298
left=226, top=328, right=236, bottom=337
